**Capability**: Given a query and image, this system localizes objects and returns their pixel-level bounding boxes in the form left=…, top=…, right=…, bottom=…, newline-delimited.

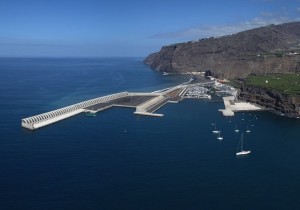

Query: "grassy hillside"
left=245, top=73, right=300, bottom=95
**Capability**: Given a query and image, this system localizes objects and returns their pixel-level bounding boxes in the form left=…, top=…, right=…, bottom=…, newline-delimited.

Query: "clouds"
left=150, top=13, right=300, bottom=41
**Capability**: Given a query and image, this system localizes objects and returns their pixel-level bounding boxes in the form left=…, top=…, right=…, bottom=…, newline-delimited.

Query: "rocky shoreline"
left=144, top=22, right=300, bottom=118
left=238, top=82, right=300, bottom=118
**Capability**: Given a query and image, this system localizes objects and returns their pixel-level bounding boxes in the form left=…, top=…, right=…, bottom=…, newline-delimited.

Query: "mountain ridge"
left=145, top=22, right=300, bottom=79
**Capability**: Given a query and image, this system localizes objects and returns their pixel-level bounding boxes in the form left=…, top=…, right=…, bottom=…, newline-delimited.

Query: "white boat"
left=217, top=132, right=223, bottom=140
left=236, top=150, right=251, bottom=155
left=246, top=126, right=251, bottom=133
left=212, top=123, right=220, bottom=133
left=234, top=125, right=239, bottom=133
left=236, top=133, right=251, bottom=156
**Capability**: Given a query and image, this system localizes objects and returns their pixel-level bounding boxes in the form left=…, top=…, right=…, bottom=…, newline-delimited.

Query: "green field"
left=245, top=73, right=300, bottom=95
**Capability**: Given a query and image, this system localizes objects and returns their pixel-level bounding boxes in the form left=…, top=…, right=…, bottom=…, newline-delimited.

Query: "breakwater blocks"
left=22, top=92, right=129, bottom=130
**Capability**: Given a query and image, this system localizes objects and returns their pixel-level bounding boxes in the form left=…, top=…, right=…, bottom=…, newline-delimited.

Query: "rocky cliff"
left=238, top=81, right=300, bottom=118
left=145, top=22, right=300, bottom=79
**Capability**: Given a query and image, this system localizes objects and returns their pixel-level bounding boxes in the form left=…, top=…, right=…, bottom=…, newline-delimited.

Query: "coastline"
left=164, top=72, right=300, bottom=119
left=237, top=74, right=300, bottom=119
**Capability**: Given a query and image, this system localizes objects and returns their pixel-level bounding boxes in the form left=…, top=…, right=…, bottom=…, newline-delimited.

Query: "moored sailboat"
left=217, top=132, right=223, bottom=140
left=212, top=123, right=220, bottom=134
left=246, top=126, right=251, bottom=133
left=234, top=124, right=239, bottom=133
left=236, top=133, right=251, bottom=156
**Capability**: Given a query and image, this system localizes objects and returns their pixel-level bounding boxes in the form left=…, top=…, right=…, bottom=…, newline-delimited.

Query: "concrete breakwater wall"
left=21, top=84, right=192, bottom=130
left=22, top=92, right=128, bottom=130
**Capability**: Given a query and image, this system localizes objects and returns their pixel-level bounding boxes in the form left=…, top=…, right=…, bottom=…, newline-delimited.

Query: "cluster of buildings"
left=213, top=81, right=237, bottom=98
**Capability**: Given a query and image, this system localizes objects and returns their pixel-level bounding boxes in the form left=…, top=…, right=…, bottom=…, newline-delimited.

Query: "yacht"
left=236, top=133, right=251, bottom=156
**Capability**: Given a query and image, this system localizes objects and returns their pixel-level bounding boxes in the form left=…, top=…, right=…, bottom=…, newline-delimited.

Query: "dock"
left=219, top=96, right=262, bottom=116
left=21, top=85, right=191, bottom=130
left=21, top=81, right=216, bottom=130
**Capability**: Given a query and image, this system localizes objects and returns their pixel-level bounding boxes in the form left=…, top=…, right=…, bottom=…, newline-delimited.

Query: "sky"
left=0, top=0, right=299, bottom=57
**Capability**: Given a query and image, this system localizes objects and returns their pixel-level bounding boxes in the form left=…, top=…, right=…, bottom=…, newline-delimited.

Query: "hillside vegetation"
left=245, top=73, right=300, bottom=95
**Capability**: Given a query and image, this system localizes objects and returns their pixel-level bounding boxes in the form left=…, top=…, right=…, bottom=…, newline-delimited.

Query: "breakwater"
left=21, top=85, right=188, bottom=130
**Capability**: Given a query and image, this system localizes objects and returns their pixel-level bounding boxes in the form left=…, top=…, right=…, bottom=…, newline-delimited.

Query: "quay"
left=22, top=81, right=215, bottom=130
left=21, top=84, right=192, bottom=130
left=219, top=96, right=262, bottom=116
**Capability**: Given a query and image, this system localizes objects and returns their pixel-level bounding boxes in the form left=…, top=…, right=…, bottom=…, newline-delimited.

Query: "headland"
left=144, top=22, right=300, bottom=119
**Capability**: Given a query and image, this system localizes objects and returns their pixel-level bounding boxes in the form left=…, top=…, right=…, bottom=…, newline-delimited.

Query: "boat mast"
left=241, top=133, right=244, bottom=152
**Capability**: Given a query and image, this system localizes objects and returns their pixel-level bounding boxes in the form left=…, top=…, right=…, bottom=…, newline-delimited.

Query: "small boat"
left=246, top=126, right=251, bottom=133
left=236, top=133, right=251, bottom=156
left=217, top=132, right=223, bottom=140
left=85, top=112, right=96, bottom=117
left=212, top=123, right=220, bottom=133
left=234, top=125, right=239, bottom=133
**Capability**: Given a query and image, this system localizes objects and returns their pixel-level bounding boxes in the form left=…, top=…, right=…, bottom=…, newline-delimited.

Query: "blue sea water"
left=1, top=57, right=300, bottom=209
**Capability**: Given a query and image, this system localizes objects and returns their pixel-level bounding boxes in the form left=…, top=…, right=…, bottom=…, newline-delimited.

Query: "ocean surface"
left=1, top=57, right=300, bottom=209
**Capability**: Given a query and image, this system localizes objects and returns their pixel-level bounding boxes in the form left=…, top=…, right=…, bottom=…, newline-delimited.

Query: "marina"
left=21, top=78, right=266, bottom=130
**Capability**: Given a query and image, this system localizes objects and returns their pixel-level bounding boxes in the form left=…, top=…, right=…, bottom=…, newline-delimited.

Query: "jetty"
left=219, top=96, right=262, bottom=116
left=22, top=85, right=187, bottom=130
left=21, top=81, right=215, bottom=130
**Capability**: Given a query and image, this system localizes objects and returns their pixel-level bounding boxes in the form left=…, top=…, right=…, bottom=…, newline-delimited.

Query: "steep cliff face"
left=145, top=22, right=300, bottom=79
left=239, top=84, right=300, bottom=117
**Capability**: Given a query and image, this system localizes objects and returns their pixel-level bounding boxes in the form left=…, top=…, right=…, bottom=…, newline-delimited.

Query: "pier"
left=21, top=81, right=216, bottom=130
left=21, top=84, right=191, bottom=130
left=219, top=96, right=262, bottom=116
